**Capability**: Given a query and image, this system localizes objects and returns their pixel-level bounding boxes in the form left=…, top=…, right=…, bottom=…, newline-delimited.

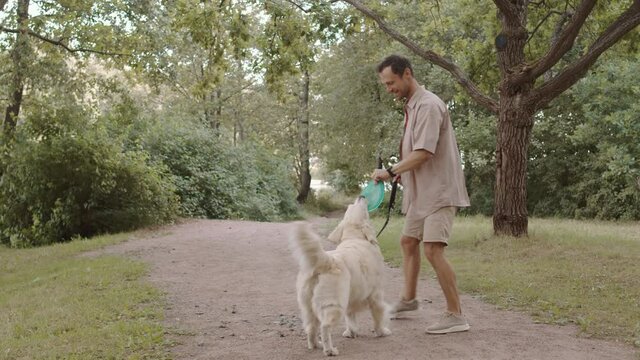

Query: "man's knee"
left=400, top=235, right=420, bottom=253
left=423, top=242, right=445, bottom=263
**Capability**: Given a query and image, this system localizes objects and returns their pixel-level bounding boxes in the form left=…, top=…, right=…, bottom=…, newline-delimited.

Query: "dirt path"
left=97, top=218, right=638, bottom=360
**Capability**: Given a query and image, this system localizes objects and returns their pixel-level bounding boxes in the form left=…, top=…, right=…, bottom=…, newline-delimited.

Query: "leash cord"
left=377, top=180, right=398, bottom=237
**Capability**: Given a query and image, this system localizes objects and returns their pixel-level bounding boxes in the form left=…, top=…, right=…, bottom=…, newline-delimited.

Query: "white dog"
left=290, top=197, right=391, bottom=356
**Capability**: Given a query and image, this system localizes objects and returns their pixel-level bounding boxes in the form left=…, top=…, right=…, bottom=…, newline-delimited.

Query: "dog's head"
left=327, top=196, right=377, bottom=245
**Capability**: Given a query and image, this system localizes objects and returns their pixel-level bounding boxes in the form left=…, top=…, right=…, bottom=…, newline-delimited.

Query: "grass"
left=0, top=233, right=169, bottom=360
left=373, top=215, right=640, bottom=348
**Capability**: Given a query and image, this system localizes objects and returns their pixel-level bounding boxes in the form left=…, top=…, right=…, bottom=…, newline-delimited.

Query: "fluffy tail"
left=289, top=222, right=333, bottom=271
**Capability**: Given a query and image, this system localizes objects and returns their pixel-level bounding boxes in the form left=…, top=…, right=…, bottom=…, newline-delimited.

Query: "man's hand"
left=372, top=168, right=391, bottom=183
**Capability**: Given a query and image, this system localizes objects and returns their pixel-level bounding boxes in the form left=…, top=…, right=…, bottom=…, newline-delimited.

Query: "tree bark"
left=296, top=70, right=311, bottom=204
left=493, top=95, right=534, bottom=236
left=492, top=0, right=533, bottom=236
left=3, top=0, right=29, bottom=138
left=215, top=88, right=222, bottom=131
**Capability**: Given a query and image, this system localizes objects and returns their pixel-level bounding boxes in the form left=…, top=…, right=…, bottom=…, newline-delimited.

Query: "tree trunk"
left=204, top=89, right=222, bottom=132
left=233, top=110, right=244, bottom=146
left=296, top=70, right=311, bottom=204
left=493, top=93, right=534, bottom=236
left=3, top=0, right=29, bottom=137
left=492, top=0, right=532, bottom=237
left=214, top=88, right=222, bottom=132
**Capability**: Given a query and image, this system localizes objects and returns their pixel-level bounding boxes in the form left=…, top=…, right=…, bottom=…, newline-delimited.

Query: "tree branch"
left=0, top=26, right=130, bottom=56
left=526, top=10, right=565, bottom=43
left=283, top=0, right=311, bottom=13
left=531, top=1, right=640, bottom=108
left=219, top=80, right=256, bottom=103
left=512, top=0, right=596, bottom=85
left=341, top=0, right=499, bottom=114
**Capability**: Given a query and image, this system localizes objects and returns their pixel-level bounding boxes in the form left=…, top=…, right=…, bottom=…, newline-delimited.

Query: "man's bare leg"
left=400, top=235, right=421, bottom=301
left=423, top=242, right=461, bottom=314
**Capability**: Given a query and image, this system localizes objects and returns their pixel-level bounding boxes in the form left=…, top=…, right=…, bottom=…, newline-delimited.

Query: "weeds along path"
left=97, top=218, right=638, bottom=360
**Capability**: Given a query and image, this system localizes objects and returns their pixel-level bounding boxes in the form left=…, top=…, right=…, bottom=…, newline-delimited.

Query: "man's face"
left=378, top=66, right=411, bottom=99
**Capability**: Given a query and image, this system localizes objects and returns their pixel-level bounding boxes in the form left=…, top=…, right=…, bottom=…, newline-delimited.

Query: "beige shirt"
left=400, top=86, right=470, bottom=217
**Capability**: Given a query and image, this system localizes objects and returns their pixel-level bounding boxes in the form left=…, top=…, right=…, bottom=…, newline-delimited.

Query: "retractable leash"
left=377, top=179, right=399, bottom=237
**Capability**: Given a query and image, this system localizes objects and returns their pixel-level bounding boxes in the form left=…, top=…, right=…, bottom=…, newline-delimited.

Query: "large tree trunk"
left=3, top=0, right=29, bottom=137
left=296, top=70, right=311, bottom=204
left=494, top=94, right=535, bottom=236
left=493, top=0, right=532, bottom=237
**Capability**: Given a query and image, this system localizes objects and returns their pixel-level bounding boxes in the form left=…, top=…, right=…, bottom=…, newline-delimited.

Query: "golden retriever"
left=290, top=197, right=391, bottom=356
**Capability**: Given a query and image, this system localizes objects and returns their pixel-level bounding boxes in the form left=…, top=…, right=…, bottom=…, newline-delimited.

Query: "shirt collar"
left=405, top=86, right=426, bottom=110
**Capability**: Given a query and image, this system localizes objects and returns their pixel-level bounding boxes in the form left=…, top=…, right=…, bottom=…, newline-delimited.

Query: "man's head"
left=377, top=55, right=415, bottom=100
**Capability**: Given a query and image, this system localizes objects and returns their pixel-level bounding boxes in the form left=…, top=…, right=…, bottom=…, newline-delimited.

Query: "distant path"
left=97, top=218, right=638, bottom=360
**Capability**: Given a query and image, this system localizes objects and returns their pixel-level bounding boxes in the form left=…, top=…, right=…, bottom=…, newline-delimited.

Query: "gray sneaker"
left=391, top=298, right=419, bottom=314
left=426, top=312, right=470, bottom=334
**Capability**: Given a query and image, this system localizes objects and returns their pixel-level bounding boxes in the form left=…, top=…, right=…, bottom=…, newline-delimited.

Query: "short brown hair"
left=377, top=55, right=413, bottom=76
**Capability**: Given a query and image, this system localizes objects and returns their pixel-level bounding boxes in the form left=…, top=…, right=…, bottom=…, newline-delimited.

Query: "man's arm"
left=372, top=149, right=432, bottom=182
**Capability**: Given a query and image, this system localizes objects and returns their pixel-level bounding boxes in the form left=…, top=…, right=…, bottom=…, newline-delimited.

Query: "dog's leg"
left=300, top=305, right=319, bottom=349
left=369, top=295, right=392, bottom=337
left=321, top=324, right=338, bottom=356
left=342, top=310, right=358, bottom=338
left=306, top=320, right=319, bottom=349
left=320, top=308, right=341, bottom=356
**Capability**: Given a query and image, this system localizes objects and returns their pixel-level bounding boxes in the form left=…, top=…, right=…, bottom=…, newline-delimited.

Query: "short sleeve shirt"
left=400, top=87, right=470, bottom=217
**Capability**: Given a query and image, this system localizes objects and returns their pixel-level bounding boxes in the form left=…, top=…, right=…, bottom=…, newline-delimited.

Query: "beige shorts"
left=402, top=206, right=457, bottom=245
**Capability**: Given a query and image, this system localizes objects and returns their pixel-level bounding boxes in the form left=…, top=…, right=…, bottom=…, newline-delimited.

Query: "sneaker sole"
left=426, top=324, right=470, bottom=334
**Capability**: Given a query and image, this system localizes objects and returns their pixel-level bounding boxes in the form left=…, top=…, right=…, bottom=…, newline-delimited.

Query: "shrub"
left=140, top=119, right=299, bottom=221
left=0, top=119, right=178, bottom=247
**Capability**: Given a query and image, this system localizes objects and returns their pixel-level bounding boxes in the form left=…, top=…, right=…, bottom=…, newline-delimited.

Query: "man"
left=372, top=54, right=471, bottom=334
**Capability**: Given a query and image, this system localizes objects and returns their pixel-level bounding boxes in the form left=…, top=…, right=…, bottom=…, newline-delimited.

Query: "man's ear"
left=403, top=67, right=412, bottom=79
left=363, top=223, right=378, bottom=245
left=327, top=222, right=343, bottom=244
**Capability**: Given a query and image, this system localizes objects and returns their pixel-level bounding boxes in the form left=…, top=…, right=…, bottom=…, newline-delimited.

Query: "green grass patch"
left=0, top=233, right=169, bottom=360
left=374, top=215, right=640, bottom=347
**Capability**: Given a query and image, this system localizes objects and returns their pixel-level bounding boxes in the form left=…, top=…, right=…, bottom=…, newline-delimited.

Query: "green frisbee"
left=360, top=180, right=385, bottom=212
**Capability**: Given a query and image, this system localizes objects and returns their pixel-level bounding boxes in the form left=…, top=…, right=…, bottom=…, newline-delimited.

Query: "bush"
left=0, top=119, right=178, bottom=247
left=140, top=119, right=299, bottom=221
left=303, top=189, right=350, bottom=215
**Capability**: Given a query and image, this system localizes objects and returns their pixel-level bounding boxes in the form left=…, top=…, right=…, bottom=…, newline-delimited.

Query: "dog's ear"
left=327, top=222, right=343, bottom=243
left=363, top=222, right=378, bottom=245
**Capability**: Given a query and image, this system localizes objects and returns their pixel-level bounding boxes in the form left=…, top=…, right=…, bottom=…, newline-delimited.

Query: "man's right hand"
left=372, top=169, right=391, bottom=183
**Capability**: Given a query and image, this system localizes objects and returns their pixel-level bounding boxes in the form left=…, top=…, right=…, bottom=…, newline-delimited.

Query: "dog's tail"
left=289, top=222, right=333, bottom=272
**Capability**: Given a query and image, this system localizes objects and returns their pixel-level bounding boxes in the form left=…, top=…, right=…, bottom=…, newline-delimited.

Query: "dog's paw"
left=375, top=327, right=391, bottom=337
left=307, top=338, right=319, bottom=349
left=342, top=328, right=357, bottom=338
left=323, top=347, right=339, bottom=356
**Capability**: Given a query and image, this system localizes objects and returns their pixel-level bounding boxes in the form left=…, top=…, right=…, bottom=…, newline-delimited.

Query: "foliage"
left=139, top=116, right=299, bottom=221
left=312, top=30, right=400, bottom=192
left=528, top=58, right=640, bottom=220
left=0, top=109, right=178, bottom=247
left=455, top=109, right=496, bottom=216
left=302, top=188, right=350, bottom=215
